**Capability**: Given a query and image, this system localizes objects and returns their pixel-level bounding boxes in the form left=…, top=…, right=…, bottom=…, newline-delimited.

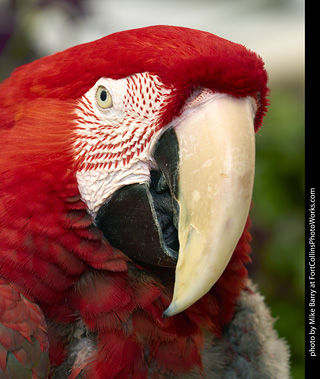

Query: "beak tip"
left=162, top=302, right=179, bottom=318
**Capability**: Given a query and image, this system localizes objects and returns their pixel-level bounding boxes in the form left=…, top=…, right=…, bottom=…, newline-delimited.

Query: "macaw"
left=0, top=25, right=289, bottom=378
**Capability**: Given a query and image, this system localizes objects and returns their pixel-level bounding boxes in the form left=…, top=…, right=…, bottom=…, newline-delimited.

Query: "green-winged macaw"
left=0, top=25, right=289, bottom=378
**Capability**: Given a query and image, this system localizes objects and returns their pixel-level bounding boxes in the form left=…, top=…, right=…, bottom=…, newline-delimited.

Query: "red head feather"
left=1, top=26, right=268, bottom=130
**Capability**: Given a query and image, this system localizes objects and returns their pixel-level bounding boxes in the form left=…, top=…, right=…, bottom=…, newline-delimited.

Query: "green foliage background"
left=251, top=84, right=305, bottom=378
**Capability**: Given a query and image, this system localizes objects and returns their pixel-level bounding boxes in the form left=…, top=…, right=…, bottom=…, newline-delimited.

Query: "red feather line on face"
left=73, top=72, right=174, bottom=173
left=73, top=72, right=176, bottom=215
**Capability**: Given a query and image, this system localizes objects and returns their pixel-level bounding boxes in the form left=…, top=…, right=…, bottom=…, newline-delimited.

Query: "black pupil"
left=100, top=90, right=107, bottom=101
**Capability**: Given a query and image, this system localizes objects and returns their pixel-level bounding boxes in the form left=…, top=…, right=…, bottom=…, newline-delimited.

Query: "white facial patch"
left=73, top=73, right=174, bottom=217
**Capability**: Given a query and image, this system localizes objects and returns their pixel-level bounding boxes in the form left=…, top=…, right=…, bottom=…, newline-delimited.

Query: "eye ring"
left=96, top=86, right=113, bottom=109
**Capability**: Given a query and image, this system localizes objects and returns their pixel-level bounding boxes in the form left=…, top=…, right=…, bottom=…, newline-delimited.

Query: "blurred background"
left=0, top=0, right=305, bottom=377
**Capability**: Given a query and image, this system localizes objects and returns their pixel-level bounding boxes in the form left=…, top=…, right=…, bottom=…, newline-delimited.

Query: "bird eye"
left=96, top=86, right=113, bottom=109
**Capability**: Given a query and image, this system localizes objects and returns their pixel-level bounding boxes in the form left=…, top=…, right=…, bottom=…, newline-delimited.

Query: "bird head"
left=0, top=26, right=268, bottom=316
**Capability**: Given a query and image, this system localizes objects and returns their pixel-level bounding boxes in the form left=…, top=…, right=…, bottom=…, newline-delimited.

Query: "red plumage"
left=0, top=26, right=268, bottom=377
left=0, top=279, right=49, bottom=377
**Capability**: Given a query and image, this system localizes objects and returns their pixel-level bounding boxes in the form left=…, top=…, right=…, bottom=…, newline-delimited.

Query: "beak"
left=96, top=92, right=256, bottom=317
left=163, top=93, right=256, bottom=316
